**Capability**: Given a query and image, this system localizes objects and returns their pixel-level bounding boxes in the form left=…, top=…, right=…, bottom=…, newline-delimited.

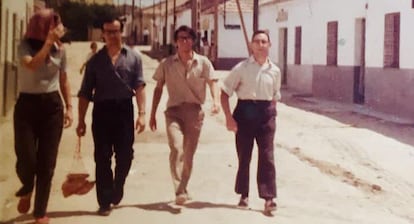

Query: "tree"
left=57, top=2, right=121, bottom=41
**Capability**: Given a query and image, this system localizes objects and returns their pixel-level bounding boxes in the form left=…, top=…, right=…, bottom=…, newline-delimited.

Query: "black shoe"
left=97, top=206, right=111, bottom=216
left=237, top=196, right=249, bottom=208
left=112, top=188, right=124, bottom=206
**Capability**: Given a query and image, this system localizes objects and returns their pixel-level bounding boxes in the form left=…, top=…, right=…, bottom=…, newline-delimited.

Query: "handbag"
left=61, top=137, right=95, bottom=198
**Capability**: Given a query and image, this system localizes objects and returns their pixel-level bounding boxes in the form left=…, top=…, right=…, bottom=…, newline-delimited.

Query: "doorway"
left=278, top=28, right=288, bottom=85
left=354, top=18, right=366, bottom=104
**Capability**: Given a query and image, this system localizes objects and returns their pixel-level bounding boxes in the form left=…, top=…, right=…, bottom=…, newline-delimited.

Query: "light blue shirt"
left=17, top=40, right=67, bottom=93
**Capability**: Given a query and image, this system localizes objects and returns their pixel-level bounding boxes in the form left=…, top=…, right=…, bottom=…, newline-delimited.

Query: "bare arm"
left=59, top=71, right=73, bottom=128
left=135, top=85, right=146, bottom=133
left=149, top=81, right=164, bottom=131
left=207, top=79, right=220, bottom=114
left=220, top=90, right=237, bottom=132
left=21, top=25, right=64, bottom=71
left=76, top=97, right=90, bottom=137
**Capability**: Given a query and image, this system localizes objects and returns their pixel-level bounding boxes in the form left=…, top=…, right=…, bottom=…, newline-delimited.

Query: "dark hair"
left=251, top=30, right=270, bottom=42
left=101, top=17, right=124, bottom=32
left=174, top=25, right=197, bottom=42
left=90, top=41, right=97, bottom=49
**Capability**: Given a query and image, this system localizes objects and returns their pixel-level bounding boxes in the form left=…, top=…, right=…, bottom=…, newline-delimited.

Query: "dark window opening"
left=294, top=26, right=302, bottom=65
left=383, top=12, right=400, bottom=68
left=327, top=21, right=338, bottom=66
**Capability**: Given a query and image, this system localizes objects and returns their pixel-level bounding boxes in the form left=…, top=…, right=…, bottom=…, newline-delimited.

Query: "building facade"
left=261, top=0, right=414, bottom=120
left=0, top=0, right=34, bottom=121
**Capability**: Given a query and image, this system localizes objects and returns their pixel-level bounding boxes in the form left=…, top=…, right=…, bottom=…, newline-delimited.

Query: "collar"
left=102, top=45, right=128, bottom=55
left=173, top=51, right=200, bottom=64
left=247, top=56, right=274, bottom=68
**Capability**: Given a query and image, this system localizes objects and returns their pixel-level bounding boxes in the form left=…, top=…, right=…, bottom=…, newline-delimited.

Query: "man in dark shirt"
left=76, top=17, right=146, bottom=216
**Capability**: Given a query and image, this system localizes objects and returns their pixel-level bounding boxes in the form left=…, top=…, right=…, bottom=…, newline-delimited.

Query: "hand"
left=76, top=121, right=87, bottom=137
left=149, top=116, right=157, bottom=131
left=45, top=23, right=65, bottom=46
left=225, top=116, right=238, bottom=132
left=63, top=109, right=73, bottom=128
left=210, top=103, right=220, bottom=115
left=135, top=115, right=146, bottom=134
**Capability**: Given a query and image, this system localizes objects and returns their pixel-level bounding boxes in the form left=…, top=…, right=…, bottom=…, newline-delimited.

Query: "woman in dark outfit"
left=14, top=9, right=73, bottom=224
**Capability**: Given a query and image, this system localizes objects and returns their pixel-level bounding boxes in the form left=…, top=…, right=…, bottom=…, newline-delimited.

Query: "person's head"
left=90, top=41, right=98, bottom=52
left=202, top=37, right=208, bottom=45
left=102, top=17, right=123, bottom=46
left=174, top=25, right=197, bottom=53
left=250, top=30, right=271, bottom=58
left=25, top=8, right=63, bottom=41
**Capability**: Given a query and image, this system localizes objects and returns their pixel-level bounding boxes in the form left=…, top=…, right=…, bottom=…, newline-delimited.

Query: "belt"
left=238, top=99, right=272, bottom=104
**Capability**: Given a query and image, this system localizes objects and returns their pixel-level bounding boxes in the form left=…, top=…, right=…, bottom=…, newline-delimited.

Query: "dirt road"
left=1, top=43, right=414, bottom=224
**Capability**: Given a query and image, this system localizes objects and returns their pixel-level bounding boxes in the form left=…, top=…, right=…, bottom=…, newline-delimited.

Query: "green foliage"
left=57, top=2, right=121, bottom=41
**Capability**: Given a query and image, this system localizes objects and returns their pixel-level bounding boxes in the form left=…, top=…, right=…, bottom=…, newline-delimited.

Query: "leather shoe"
left=237, top=196, right=249, bottom=208
left=17, top=193, right=32, bottom=214
left=35, top=216, right=49, bottom=224
left=97, top=206, right=111, bottom=216
left=264, top=200, right=277, bottom=213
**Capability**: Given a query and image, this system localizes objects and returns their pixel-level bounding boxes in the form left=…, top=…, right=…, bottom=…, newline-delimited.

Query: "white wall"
left=0, top=0, right=33, bottom=117
left=261, top=0, right=367, bottom=66
left=365, top=0, right=414, bottom=69
left=1, top=0, right=32, bottom=63
left=217, top=11, right=252, bottom=58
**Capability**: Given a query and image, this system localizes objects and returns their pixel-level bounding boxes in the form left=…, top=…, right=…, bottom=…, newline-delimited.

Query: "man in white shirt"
left=220, top=30, right=281, bottom=214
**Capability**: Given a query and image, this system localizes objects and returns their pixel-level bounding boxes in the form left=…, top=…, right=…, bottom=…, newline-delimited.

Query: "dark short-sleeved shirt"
left=78, top=45, right=145, bottom=102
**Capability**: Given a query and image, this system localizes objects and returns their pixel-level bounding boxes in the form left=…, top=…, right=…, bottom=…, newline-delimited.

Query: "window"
left=294, top=26, right=302, bottom=65
left=383, top=12, right=400, bottom=68
left=327, top=21, right=338, bottom=66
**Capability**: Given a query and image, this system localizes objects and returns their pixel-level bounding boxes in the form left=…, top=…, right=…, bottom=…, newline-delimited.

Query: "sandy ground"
left=0, top=42, right=414, bottom=224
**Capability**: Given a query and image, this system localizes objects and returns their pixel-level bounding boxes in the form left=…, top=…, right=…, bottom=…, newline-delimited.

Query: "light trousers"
left=164, top=103, right=204, bottom=195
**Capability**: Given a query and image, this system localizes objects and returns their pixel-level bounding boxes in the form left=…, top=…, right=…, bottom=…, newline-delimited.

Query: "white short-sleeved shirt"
left=221, top=56, right=281, bottom=101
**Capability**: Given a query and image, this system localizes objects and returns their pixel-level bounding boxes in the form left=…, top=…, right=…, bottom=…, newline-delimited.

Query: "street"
left=1, top=42, right=414, bottom=224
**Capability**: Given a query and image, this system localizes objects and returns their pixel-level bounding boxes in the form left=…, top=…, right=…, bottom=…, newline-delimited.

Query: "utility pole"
left=191, top=0, right=201, bottom=52
left=213, top=0, right=218, bottom=63
left=152, top=0, right=156, bottom=49
left=132, top=0, right=136, bottom=44
left=253, top=0, right=259, bottom=32
left=163, top=0, right=168, bottom=46
left=235, top=0, right=251, bottom=55
left=173, top=0, right=176, bottom=34
left=139, top=0, right=143, bottom=44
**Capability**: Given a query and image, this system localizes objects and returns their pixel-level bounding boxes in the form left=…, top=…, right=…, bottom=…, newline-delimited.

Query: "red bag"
left=61, top=138, right=95, bottom=198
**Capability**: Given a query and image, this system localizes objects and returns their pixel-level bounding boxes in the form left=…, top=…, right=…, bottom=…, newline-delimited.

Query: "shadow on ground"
left=281, top=91, right=414, bottom=147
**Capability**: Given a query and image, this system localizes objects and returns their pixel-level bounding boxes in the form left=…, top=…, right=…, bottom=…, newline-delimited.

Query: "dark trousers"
left=92, top=99, right=134, bottom=208
left=233, top=100, right=277, bottom=199
left=14, top=92, right=63, bottom=218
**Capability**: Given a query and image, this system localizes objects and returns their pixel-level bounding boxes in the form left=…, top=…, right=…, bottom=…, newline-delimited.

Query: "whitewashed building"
left=0, top=0, right=34, bottom=120
left=148, top=0, right=253, bottom=68
left=260, top=0, right=414, bottom=120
